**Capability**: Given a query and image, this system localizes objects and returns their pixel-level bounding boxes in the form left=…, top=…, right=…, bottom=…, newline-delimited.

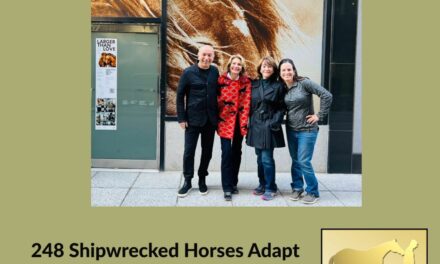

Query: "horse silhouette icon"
left=328, top=239, right=405, bottom=264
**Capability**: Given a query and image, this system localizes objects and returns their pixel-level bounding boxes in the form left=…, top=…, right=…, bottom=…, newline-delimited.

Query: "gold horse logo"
left=329, top=239, right=408, bottom=264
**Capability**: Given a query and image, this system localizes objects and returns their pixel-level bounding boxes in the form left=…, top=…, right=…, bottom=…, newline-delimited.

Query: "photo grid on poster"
left=95, top=38, right=118, bottom=130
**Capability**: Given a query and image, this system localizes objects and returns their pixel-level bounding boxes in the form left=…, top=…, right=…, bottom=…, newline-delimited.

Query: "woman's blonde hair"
left=226, top=54, right=246, bottom=76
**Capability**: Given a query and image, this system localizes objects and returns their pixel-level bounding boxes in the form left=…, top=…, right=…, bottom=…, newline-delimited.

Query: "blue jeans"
left=255, top=148, right=277, bottom=192
left=286, top=129, right=319, bottom=197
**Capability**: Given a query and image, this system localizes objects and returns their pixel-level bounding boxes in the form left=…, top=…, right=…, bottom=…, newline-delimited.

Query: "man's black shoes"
left=177, top=180, right=192, bottom=197
left=198, top=177, right=208, bottom=195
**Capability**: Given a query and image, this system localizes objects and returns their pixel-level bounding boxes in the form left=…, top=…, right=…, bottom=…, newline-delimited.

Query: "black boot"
left=198, top=177, right=208, bottom=195
left=178, top=179, right=192, bottom=198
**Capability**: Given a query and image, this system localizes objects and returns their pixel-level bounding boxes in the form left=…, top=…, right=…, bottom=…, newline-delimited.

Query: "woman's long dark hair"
left=278, top=58, right=307, bottom=86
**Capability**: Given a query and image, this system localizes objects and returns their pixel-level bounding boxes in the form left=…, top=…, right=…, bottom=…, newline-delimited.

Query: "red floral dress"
left=217, top=73, right=251, bottom=139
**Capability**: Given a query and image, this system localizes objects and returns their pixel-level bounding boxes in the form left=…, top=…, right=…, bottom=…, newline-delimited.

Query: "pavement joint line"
left=92, top=187, right=131, bottom=189
left=331, top=190, right=362, bottom=192
left=92, top=168, right=159, bottom=173
left=279, top=191, right=293, bottom=207
left=174, top=173, right=184, bottom=206
left=119, top=172, right=142, bottom=207
left=281, top=193, right=290, bottom=206
left=317, top=179, right=330, bottom=191
left=327, top=188, right=346, bottom=207
left=129, top=186, right=181, bottom=189
left=336, top=191, right=362, bottom=207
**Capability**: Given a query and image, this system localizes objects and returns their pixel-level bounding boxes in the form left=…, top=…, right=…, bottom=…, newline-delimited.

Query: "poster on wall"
left=95, top=38, right=117, bottom=130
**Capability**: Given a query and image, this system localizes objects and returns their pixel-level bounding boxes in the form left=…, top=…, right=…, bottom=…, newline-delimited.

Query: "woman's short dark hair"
left=256, top=56, right=278, bottom=81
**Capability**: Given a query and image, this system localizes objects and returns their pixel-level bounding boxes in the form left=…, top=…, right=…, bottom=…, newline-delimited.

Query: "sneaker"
left=289, top=190, right=304, bottom=201
left=261, top=191, right=276, bottom=201
left=198, top=178, right=208, bottom=195
left=224, top=192, right=232, bottom=201
left=253, top=184, right=265, bottom=196
left=301, top=193, right=320, bottom=204
left=232, top=186, right=239, bottom=194
left=177, top=180, right=192, bottom=198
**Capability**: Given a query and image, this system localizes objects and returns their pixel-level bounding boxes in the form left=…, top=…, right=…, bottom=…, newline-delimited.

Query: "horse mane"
left=165, top=0, right=286, bottom=114
left=91, top=0, right=161, bottom=18
left=233, top=0, right=284, bottom=59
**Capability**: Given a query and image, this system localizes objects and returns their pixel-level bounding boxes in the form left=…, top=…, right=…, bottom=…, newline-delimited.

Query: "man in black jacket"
left=176, top=45, right=219, bottom=197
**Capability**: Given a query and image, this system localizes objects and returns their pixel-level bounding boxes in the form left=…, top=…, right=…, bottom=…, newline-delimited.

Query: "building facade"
left=91, top=0, right=362, bottom=173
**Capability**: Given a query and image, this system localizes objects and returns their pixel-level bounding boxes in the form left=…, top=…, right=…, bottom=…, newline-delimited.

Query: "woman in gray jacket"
left=279, top=58, right=332, bottom=204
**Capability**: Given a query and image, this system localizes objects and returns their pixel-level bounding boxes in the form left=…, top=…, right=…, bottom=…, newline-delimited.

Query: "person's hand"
left=179, top=122, right=188, bottom=129
left=306, top=114, right=319, bottom=124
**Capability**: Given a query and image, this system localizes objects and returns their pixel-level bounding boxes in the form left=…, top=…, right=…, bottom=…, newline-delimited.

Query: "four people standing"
left=176, top=46, right=333, bottom=204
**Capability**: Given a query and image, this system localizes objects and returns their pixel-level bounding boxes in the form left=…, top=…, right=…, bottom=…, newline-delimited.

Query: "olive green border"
left=2, top=1, right=439, bottom=263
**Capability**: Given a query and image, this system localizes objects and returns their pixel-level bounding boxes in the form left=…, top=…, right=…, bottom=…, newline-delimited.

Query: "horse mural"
left=91, top=0, right=324, bottom=115
left=165, top=0, right=322, bottom=115
left=328, top=239, right=405, bottom=264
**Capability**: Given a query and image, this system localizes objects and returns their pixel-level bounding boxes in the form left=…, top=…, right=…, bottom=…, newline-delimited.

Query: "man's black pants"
left=183, top=122, right=216, bottom=180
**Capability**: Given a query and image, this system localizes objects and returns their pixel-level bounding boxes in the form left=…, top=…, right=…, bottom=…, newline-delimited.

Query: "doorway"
left=91, top=23, right=160, bottom=169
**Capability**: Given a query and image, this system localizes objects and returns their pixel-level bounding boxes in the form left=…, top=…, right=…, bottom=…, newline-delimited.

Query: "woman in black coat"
left=246, top=56, right=285, bottom=201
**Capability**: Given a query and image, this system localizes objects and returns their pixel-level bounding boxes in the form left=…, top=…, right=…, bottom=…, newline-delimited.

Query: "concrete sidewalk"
left=91, top=170, right=362, bottom=207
